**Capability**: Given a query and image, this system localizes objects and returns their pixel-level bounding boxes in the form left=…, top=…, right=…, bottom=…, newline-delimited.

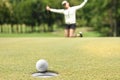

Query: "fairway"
left=0, top=37, right=120, bottom=80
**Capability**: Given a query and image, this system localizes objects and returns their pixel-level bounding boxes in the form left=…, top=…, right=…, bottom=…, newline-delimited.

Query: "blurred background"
left=0, top=0, right=120, bottom=37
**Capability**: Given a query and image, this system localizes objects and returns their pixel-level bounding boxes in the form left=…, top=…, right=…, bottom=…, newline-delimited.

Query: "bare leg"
left=64, top=29, right=69, bottom=37
left=69, top=29, right=75, bottom=37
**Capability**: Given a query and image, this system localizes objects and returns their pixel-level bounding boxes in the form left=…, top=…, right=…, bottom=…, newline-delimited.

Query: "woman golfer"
left=46, top=0, right=87, bottom=37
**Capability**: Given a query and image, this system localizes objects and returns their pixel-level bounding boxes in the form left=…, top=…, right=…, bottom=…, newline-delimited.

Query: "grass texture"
left=0, top=37, right=120, bottom=80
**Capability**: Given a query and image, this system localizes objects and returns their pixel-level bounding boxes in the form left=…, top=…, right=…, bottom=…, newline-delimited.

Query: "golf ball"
left=36, top=59, right=48, bottom=72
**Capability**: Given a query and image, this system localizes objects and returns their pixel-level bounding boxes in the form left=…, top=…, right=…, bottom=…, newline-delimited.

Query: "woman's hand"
left=46, top=5, right=51, bottom=11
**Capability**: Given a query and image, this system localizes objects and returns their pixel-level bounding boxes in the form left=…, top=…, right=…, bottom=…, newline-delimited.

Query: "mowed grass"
left=0, top=37, right=120, bottom=80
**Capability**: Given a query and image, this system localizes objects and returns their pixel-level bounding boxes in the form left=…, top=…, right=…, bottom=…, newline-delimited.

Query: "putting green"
left=0, top=37, right=120, bottom=80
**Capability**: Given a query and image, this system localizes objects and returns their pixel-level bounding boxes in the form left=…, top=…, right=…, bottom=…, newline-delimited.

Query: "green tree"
left=0, top=0, right=12, bottom=33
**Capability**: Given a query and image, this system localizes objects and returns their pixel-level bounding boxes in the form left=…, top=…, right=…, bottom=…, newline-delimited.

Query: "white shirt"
left=50, top=0, right=87, bottom=24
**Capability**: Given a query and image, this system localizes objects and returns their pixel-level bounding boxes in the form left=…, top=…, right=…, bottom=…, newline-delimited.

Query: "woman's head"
left=62, top=1, right=70, bottom=9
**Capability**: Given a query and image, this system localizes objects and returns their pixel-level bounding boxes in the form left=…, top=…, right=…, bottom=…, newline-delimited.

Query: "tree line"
left=0, top=0, right=120, bottom=36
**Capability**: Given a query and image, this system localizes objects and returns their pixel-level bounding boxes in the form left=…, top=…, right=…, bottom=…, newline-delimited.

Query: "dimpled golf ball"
left=36, top=59, right=48, bottom=72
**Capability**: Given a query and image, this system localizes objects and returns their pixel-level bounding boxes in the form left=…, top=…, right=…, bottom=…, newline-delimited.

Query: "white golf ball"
left=36, top=59, right=48, bottom=72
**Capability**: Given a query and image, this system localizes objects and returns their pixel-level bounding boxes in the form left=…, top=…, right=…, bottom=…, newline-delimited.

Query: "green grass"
left=0, top=33, right=62, bottom=37
left=0, top=38, right=120, bottom=80
left=0, top=27, right=103, bottom=37
left=0, top=31, right=102, bottom=37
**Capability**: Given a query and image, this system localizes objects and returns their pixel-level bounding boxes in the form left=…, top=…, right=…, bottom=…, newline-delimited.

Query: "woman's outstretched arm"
left=73, top=0, right=88, bottom=10
left=46, top=5, right=64, bottom=14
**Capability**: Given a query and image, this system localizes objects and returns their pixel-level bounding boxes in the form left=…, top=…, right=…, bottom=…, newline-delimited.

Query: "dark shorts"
left=65, top=24, right=76, bottom=30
